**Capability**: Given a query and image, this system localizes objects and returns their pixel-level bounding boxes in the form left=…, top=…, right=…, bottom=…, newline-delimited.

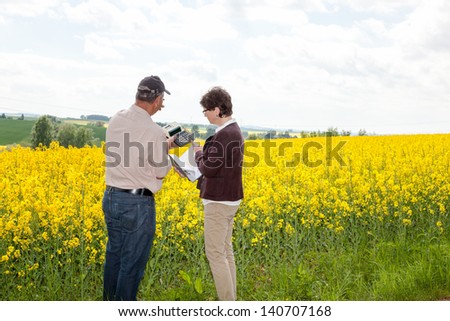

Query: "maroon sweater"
left=195, top=122, right=244, bottom=202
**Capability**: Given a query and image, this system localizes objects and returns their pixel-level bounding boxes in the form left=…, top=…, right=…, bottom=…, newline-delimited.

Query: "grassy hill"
left=0, top=118, right=106, bottom=146
left=0, top=119, right=36, bottom=145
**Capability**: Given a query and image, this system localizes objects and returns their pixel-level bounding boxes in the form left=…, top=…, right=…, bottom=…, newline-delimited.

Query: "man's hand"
left=167, top=135, right=176, bottom=149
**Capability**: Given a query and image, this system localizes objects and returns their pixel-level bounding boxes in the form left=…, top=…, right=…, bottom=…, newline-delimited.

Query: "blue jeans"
left=102, top=189, right=156, bottom=300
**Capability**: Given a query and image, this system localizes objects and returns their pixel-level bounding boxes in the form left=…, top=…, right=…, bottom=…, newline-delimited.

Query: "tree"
left=204, top=126, right=216, bottom=139
left=300, top=131, right=309, bottom=138
left=74, top=127, right=95, bottom=147
left=264, top=130, right=277, bottom=139
left=191, top=125, right=200, bottom=139
left=19, top=114, right=25, bottom=120
left=57, top=123, right=77, bottom=147
left=54, top=123, right=96, bottom=147
left=326, top=127, right=339, bottom=137
left=279, top=131, right=291, bottom=138
left=1, top=113, right=5, bottom=119
left=358, top=129, right=368, bottom=136
left=31, top=115, right=56, bottom=148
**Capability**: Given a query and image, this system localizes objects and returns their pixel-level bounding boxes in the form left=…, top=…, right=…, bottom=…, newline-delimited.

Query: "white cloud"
left=244, top=4, right=309, bottom=27
left=83, top=34, right=124, bottom=60
left=62, top=0, right=124, bottom=29
left=146, top=1, right=238, bottom=42
left=0, top=0, right=63, bottom=17
left=391, top=0, right=450, bottom=50
left=63, top=0, right=237, bottom=41
left=0, top=52, right=142, bottom=116
left=330, top=0, right=422, bottom=14
left=236, top=1, right=450, bottom=132
left=0, top=0, right=449, bottom=134
left=221, top=0, right=328, bottom=14
left=60, top=0, right=238, bottom=60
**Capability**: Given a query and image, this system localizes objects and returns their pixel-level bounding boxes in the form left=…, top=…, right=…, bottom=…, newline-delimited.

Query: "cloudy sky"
left=0, top=0, right=449, bottom=134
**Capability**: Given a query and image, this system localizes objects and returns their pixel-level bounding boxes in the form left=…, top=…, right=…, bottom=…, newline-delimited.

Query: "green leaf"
left=178, top=270, right=191, bottom=285
left=194, top=278, right=203, bottom=294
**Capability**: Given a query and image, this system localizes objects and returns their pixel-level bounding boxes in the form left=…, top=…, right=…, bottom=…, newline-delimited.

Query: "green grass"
left=136, top=237, right=450, bottom=301
left=0, top=119, right=36, bottom=145
left=3, top=234, right=449, bottom=301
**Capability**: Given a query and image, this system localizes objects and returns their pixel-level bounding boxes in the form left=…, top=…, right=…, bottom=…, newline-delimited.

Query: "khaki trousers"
left=204, top=203, right=240, bottom=301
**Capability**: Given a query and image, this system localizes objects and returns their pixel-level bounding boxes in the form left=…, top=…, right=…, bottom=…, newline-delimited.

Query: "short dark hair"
left=200, top=87, right=233, bottom=117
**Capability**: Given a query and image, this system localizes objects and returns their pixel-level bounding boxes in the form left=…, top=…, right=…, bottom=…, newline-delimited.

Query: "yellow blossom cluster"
left=0, top=142, right=105, bottom=295
left=237, top=135, right=449, bottom=248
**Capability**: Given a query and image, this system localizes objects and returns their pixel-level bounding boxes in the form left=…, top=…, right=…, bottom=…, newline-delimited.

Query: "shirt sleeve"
left=147, top=129, right=172, bottom=179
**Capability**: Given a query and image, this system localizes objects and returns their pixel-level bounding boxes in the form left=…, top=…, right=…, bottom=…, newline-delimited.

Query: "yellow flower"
left=68, top=237, right=80, bottom=248
left=285, top=223, right=294, bottom=235
left=28, top=263, right=39, bottom=271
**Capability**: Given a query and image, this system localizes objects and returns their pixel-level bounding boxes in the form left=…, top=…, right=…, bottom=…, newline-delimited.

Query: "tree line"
left=183, top=124, right=371, bottom=140
left=31, top=115, right=98, bottom=148
left=30, top=115, right=371, bottom=149
left=1, top=113, right=25, bottom=120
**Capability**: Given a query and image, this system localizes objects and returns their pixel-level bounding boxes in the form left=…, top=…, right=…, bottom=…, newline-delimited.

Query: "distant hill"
left=1, top=113, right=40, bottom=119
left=84, top=114, right=110, bottom=121
left=0, top=118, right=36, bottom=145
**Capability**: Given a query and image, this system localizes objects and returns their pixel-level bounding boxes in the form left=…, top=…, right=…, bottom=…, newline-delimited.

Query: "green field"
left=0, top=119, right=36, bottom=145
left=0, top=118, right=106, bottom=146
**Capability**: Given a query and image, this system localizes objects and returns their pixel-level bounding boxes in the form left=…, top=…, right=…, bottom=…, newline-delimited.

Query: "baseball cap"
left=136, top=75, right=171, bottom=101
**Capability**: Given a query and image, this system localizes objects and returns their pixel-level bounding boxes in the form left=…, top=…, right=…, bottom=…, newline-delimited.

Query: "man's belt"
left=106, top=185, right=153, bottom=197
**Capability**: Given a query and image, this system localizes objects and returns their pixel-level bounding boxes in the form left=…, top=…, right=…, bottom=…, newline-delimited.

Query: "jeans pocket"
left=103, top=193, right=121, bottom=231
left=118, top=202, right=148, bottom=233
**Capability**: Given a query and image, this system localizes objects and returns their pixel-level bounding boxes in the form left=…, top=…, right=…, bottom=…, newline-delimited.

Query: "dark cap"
left=136, top=75, right=171, bottom=101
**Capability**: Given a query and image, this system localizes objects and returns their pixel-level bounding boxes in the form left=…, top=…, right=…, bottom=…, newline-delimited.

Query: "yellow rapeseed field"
left=0, top=134, right=449, bottom=299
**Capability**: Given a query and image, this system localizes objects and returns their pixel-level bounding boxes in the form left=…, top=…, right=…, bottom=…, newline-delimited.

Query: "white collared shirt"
left=215, top=118, right=236, bottom=133
left=105, top=104, right=172, bottom=193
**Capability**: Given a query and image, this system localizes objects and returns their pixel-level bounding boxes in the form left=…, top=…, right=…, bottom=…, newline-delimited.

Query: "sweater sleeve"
left=195, top=138, right=225, bottom=178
